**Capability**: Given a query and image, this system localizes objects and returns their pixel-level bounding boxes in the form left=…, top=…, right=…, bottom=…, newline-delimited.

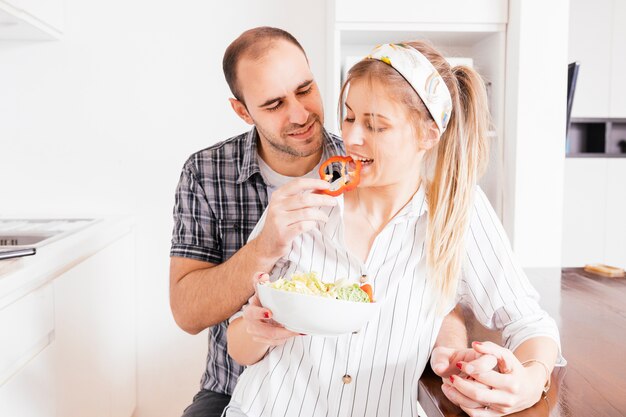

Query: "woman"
left=224, top=41, right=564, bottom=417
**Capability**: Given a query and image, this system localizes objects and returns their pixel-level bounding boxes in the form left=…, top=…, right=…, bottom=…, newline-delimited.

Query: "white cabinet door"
left=0, top=344, right=57, bottom=417
left=53, top=233, right=136, bottom=417
left=568, top=0, right=613, bottom=118
left=604, top=159, right=626, bottom=268
left=610, top=0, right=626, bottom=118
left=335, top=0, right=507, bottom=24
left=562, top=158, right=609, bottom=266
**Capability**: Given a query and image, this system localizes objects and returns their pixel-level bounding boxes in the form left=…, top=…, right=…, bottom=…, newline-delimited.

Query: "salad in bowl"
left=257, top=272, right=379, bottom=336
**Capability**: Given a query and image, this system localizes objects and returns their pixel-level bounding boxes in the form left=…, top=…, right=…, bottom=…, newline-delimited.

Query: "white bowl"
left=257, top=283, right=380, bottom=337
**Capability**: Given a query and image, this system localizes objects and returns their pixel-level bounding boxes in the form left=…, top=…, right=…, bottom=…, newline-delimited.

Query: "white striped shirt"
left=227, top=186, right=563, bottom=417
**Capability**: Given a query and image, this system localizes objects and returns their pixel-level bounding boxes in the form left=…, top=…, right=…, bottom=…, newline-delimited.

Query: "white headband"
left=366, top=43, right=453, bottom=135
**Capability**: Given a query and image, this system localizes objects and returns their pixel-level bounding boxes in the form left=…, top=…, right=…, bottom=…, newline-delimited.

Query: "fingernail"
left=449, top=375, right=454, bottom=383
left=465, top=364, right=475, bottom=374
left=474, top=341, right=482, bottom=346
left=456, top=362, right=462, bottom=370
left=264, top=312, right=270, bottom=319
left=300, top=333, right=307, bottom=336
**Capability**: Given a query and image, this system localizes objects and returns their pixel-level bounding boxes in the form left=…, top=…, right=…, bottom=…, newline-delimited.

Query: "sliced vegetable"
left=318, top=156, right=361, bottom=197
left=359, top=284, right=374, bottom=302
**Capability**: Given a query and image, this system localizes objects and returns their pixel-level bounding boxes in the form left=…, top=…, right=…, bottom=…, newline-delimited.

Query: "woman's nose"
left=288, top=100, right=309, bottom=126
left=343, top=124, right=364, bottom=146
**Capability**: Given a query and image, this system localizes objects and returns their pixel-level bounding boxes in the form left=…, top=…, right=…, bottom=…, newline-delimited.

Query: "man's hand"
left=254, top=178, right=337, bottom=260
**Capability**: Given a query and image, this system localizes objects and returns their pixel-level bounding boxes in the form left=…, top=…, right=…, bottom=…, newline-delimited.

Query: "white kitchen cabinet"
left=562, top=158, right=608, bottom=267
left=0, top=219, right=136, bottom=417
left=604, top=159, right=626, bottom=267
left=562, top=158, right=626, bottom=268
left=569, top=0, right=626, bottom=119
left=610, top=0, right=626, bottom=118
left=53, top=232, right=136, bottom=417
left=0, top=0, right=63, bottom=40
left=334, top=0, right=507, bottom=25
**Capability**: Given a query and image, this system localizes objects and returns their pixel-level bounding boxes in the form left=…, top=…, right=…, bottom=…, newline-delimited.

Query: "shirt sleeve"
left=458, top=188, right=566, bottom=365
left=170, top=159, right=223, bottom=264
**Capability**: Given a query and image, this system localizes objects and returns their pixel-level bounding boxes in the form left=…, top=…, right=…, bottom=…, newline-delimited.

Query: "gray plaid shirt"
left=170, top=127, right=344, bottom=395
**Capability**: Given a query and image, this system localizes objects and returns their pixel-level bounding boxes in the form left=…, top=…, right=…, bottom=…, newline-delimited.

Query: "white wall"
left=0, top=1, right=327, bottom=416
left=503, top=0, right=569, bottom=267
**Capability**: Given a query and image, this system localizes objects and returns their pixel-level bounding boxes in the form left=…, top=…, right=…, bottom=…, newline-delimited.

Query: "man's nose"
left=288, top=99, right=309, bottom=126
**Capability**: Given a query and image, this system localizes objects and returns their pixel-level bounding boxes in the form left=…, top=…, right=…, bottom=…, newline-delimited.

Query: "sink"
left=0, top=234, right=57, bottom=246
left=0, top=219, right=97, bottom=248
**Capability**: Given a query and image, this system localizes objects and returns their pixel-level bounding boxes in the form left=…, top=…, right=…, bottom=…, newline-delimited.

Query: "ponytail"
left=423, top=61, right=490, bottom=311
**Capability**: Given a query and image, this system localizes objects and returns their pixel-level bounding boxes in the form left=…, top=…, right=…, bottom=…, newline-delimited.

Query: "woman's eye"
left=344, top=117, right=355, bottom=123
left=297, top=87, right=312, bottom=96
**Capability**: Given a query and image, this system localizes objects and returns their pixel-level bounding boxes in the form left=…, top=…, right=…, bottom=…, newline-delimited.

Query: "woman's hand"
left=445, top=341, right=548, bottom=416
left=431, top=346, right=497, bottom=378
left=241, top=272, right=301, bottom=346
left=227, top=272, right=301, bottom=366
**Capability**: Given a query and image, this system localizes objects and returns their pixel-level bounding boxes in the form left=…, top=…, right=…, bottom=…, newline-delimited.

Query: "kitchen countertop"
left=418, top=267, right=626, bottom=417
left=0, top=217, right=134, bottom=310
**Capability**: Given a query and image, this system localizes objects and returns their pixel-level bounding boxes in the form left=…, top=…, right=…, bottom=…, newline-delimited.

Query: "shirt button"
left=342, top=375, right=352, bottom=384
left=233, top=223, right=240, bottom=231
left=359, top=275, right=367, bottom=283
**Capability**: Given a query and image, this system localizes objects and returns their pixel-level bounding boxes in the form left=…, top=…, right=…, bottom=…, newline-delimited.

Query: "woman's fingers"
left=472, top=341, right=521, bottom=374
left=459, top=354, right=498, bottom=376
left=450, top=374, right=514, bottom=409
left=441, top=383, right=484, bottom=409
left=460, top=404, right=504, bottom=417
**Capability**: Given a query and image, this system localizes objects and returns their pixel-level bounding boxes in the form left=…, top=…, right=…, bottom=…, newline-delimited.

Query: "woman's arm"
left=447, top=337, right=558, bottom=416
left=227, top=317, right=272, bottom=366
left=227, top=273, right=300, bottom=366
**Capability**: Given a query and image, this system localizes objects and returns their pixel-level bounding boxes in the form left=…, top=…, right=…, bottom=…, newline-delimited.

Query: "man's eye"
left=267, top=102, right=282, bottom=112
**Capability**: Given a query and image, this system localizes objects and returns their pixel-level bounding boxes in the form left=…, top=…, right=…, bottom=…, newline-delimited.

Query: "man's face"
left=236, top=41, right=324, bottom=158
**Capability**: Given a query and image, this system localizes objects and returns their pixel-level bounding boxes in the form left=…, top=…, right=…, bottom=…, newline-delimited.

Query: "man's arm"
left=434, top=304, right=467, bottom=349
left=170, top=178, right=336, bottom=335
left=170, top=237, right=276, bottom=334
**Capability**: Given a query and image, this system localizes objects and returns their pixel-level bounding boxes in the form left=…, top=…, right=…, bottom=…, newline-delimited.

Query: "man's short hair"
left=223, top=26, right=307, bottom=103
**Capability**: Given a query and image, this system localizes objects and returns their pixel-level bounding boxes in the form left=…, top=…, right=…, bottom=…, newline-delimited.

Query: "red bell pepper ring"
left=318, top=156, right=361, bottom=196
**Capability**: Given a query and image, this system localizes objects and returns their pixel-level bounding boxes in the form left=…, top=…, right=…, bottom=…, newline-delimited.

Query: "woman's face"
left=341, top=79, right=424, bottom=189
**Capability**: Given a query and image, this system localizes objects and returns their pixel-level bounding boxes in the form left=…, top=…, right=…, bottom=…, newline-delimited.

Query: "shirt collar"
left=378, top=184, right=430, bottom=225
left=237, top=127, right=344, bottom=184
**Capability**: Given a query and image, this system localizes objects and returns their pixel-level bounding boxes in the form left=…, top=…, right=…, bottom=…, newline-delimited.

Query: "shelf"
left=567, top=118, right=626, bottom=157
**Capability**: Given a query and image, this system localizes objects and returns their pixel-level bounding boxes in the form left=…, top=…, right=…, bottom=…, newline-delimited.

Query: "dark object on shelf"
left=566, top=62, right=580, bottom=138
left=0, top=247, right=36, bottom=261
left=568, top=118, right=626, bottom=157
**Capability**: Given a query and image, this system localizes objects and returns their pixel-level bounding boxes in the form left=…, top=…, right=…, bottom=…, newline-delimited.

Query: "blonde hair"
left=339, top=41, right=490, bottom=310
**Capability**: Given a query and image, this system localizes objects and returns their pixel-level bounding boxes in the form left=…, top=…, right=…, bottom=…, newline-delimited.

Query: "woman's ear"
left=419, top=120, right=441, bottom=151
left=229, top=98, right=254, bottom=125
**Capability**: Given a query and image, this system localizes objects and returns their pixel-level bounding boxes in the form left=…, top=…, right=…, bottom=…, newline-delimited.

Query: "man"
left=170, top=27, right=468, bottom=417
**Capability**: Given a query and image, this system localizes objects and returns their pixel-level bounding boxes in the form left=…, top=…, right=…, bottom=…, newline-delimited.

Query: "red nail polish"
left=474, top=341, right=482, bottom=346
left=449, top=375, right=454, bottom=383
left=264, top=312, right=270, bottom=319
left=300, top=333, right=306, bottom=336
left=456, top=362, right=462, bottom=370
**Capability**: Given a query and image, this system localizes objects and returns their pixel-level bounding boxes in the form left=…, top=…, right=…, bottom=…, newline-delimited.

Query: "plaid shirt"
left=170, top=127, right=344, bottom=395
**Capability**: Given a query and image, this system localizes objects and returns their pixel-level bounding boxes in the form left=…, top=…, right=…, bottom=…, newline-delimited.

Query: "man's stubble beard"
left=256, top=117, right=324, bottom=158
